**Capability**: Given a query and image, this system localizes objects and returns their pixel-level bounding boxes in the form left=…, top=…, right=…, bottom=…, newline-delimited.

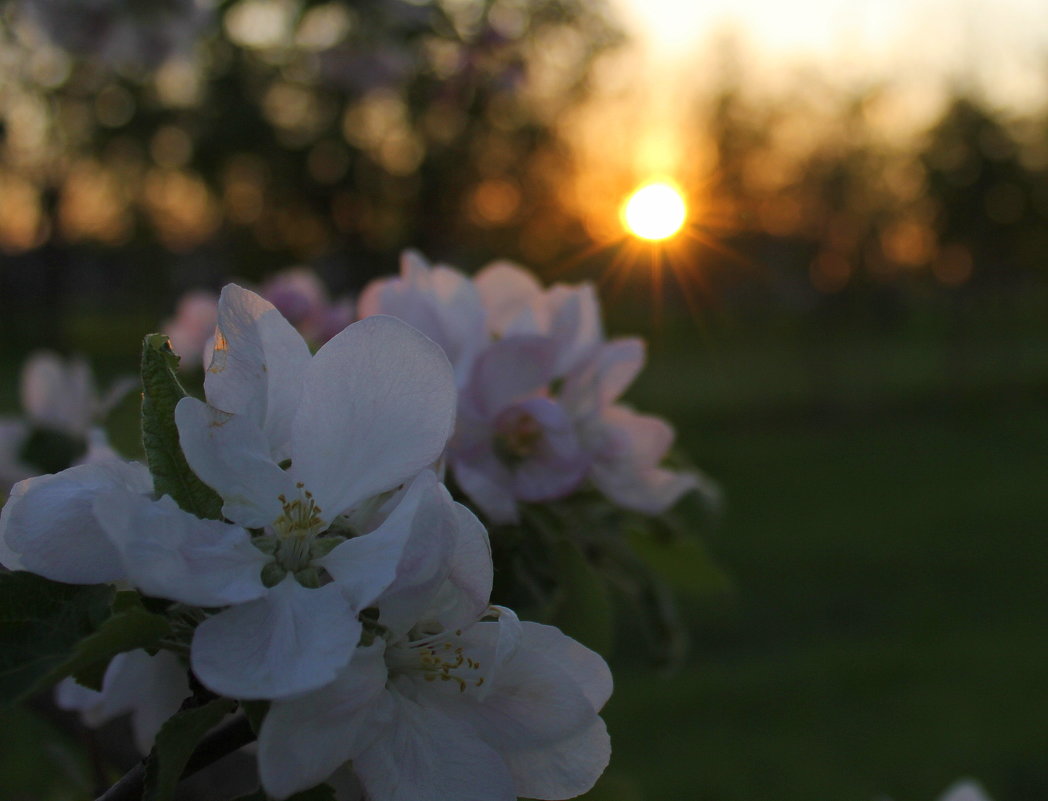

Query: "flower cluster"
left=359, top=251, right=704, bottom=524
left=0, top=283, right=610, bottom=800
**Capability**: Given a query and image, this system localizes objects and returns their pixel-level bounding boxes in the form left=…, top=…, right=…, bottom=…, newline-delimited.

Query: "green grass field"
left=592, top=298, right=1048, bottom=801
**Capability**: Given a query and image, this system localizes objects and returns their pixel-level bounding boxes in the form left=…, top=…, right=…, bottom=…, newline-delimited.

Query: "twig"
left=95, top=714, right=255, bottom=801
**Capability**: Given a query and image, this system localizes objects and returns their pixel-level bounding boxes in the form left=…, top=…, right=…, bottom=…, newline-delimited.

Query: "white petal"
left=55, top=649, right=191, bottom=754
left=322, top=472, right=457, bottom=636
left=940, top=780, right=994, bottom=801
left=204, top=284, right=312, bottom=460
left=175, top=398, right=297, bottom=528
left=0, top=460, right=150, bottom=584
left=94, top=491, right=268, bottom=607
left=290, top=315, right=456, bottom=517
left=432, top=620, right=596, bottom=751
left=259, top=641, right=388, bottom=800
left=354, top=693, right=516, bottom=801
left=21, top=351, right=96, bottom=434
left=503, top=717, right=611, bottom=800
left=190, top=576, right=361, bottom=699
left=425, top=502, right=493, bottom=631
left=516, top=622, right=612, bottom=711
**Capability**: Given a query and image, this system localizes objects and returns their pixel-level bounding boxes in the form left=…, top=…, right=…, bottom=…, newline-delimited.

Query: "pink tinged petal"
left=190, top=576, right=361, bottom=700
left=354, top=693, right=516, bottom=801
left=322, top=473, right=457, bottom=636
left=474, top=261, right=546, bottom=336
left=589, top=406, right=698, bottom=514
left=259, top=641, right=388, bottom=800
left=546, top=283, right=603, bottom=377
left=94, top=491, right=268, bottom=607
left=464, top=336, right=557, bottom=419
left=0, top=460, right=150, bottom=584
left=503, top=718, right=611, bottom=800
left=451, top=454, right=518, bottom=524
left=175, top=398, right=298, bottom=528
left=162, top=290, right=218, bottom=368
left=560, top=339, right=645, bottom=419
left=290, top=315, right=456, bottom=517
left=204, top=284, right=312, bottom=459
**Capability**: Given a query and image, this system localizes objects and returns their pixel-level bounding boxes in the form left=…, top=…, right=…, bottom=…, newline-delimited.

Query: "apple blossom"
left=55, top=649, right=191, bottom=754
left=359, top=253, right=703, bottom=521
left=157, top=284, right=458, bottom=698
left=256, top=495, right=611, bottom=801
left=0, top=351, right=131, bottom=493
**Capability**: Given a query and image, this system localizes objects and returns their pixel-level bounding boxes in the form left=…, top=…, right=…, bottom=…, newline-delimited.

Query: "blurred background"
left=1, top=0, right=1047, bottom=799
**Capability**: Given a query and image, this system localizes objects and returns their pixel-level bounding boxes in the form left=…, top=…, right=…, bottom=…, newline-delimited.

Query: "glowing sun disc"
left=622, top=182, right=687, bottom=241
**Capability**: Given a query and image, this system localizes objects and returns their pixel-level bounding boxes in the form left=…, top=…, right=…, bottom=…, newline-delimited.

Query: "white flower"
left=938, top=780, right=993, bottom=801
left=0, top=351, right=131, bottom=493
left=146, top=283, right=458, bottom=699
left=0, top=459, right=151, bottom=581
left=256, top=499, right=611, bottom=801
left=55, top=649, right=191, bottom=754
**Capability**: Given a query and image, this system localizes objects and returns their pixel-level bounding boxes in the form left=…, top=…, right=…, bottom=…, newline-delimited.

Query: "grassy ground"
left=589, top=299, right=1048, bottom=801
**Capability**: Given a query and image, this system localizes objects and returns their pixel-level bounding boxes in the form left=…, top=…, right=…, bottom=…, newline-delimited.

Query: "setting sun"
left=622, top=182, right=687, bottom=241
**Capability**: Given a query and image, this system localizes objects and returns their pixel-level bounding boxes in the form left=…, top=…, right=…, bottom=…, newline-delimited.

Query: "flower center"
left=493, top=408, right=543, bottom=467
left=257, top=483, right=341, bottom=586
left=386, top=630, right=486, bottom=695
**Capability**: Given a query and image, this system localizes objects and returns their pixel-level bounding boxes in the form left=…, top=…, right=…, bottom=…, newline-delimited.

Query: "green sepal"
left=143, top=697, right=236, bottom=801
left=140, top=333, right=223, bottom=520
left=0, top=573, right=114, bottom=707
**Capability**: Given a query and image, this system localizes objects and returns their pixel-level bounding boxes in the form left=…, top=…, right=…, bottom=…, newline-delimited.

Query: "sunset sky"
left=615, top=0, right=1048, bottom=108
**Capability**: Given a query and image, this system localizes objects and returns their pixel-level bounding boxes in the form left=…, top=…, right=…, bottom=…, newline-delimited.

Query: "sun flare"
left=622, top=182, right=687, bottom=241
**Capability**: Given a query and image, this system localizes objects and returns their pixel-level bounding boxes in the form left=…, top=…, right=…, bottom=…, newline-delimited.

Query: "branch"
left=95, top=714, right=256, bottom=801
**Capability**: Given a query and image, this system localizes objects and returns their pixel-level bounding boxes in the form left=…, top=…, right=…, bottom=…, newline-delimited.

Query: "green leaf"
left=143, top=697, right=236, bottom=801
left=63, top=600, right=172, bottom=691
left=140, top=333, right=222, bottom=520
left=0, top=572, right=113, bottom=707
left=549, top=540, right=614, bottom=657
